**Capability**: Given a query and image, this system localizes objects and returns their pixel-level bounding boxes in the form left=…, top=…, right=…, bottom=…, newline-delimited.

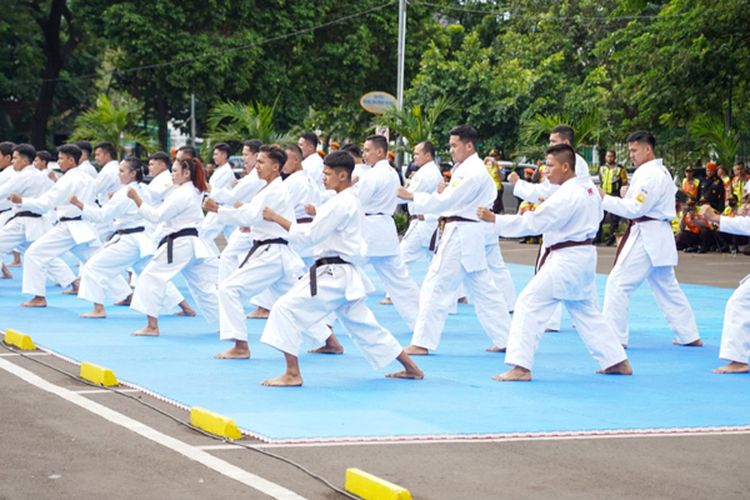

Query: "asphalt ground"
left=1, top=241, right=748, bottom=500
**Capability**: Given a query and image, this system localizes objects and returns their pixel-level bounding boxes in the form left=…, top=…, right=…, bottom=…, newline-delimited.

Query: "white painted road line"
left=0, top=357, right=306, bottom=500
left=74, top=388, right=140, bottom=395
left=0, top=352, right=52, bottom=357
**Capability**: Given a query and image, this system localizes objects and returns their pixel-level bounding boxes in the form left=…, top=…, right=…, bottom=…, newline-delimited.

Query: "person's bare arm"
left=263, top=207, right=292, bottom=231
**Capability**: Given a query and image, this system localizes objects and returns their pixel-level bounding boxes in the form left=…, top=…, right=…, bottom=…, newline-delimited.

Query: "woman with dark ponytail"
left=126, top=157, right=219, bottom=336
left=70, top=157, right=189, bottom=318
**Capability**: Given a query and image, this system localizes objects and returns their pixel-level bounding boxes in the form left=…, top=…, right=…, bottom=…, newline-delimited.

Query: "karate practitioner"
left=397, top=125, right=511, bottom=355
left=93, top=142, right=122, bottom=204
left=126, top=157, right=219, bottom=336
left=600, top=130, right=701, bottom=348
left=700, top=205, right=750, bottom=373
left=399, top=141, right=443, bottom=266
left=259, top=151, right=424, bottom=386
left=298, top=132, right=324, bottom=189
left=72, top=157, right=187, bottom=319
left=509, top=125, right=590, bottom=331
left=207, top=146, right=306, bottom=359
left=74, top=141, right=98, bottom=178
left=478, top=144, right=631, bottom=381
left=0, top=144, right=55, bottom=279
left=200, top=143, right=236, bottom=253
left=11, top=144, right=100, bottom=307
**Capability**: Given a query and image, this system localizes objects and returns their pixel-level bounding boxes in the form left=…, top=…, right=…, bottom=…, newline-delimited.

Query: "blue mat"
left=1, top=255, right=747, bottom=442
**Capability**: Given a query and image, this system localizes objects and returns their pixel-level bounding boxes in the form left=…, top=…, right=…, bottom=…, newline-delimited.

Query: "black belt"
left=429, top=215, right=478, bottom=252
left=5, top=211, right=42, bottom=225
left=536, top=239, right=594, bottom=272
left=107, top=226, right=145, bottom=241
left=409, top=214, right=425, bottom=221
left=309, top=256, right=350, bottom=296
left=296, top=217, right=314, bottom=223
left=0, top=208, right=10, bottom=214
left=239, top=238, right=288, bottom=268
left=158, top=228, right=199, bottom=264
left=59, top=216, right=82, bottom=223
left=365, top=212, right=387, bottom=216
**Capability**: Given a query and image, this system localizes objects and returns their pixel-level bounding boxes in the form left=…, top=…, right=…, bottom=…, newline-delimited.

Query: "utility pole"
left=190, top=93, right=196, bottom=146
left=396, top=0, right=407, bottom=167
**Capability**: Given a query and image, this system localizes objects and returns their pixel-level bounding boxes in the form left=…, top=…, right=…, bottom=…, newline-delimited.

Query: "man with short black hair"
left=145, top=151, right=173, bottom=203
left=397, top=125, right=511, bottom=355
left=75, top=141, right=98, bottom=178
left=205, top=145, right=308, bottom=359
left=478, top=144, right=630, bottom=381
left=10, top=144, right=99, bottom=307
left=600, top=130, right=701, bottom=348
left=259, top=151, right=424, bottom=386
left=298, top=132, right=324, bottom=188
left=200, top=143, right=237, bottom=253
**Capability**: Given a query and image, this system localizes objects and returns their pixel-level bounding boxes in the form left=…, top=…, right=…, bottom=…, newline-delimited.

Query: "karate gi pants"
left=400, top=219, right=436, bottom=265
left=410, top=231, right=510, bottom=351
left=368, top=254, right=420, bottom=331
left=485, top=241, right=516, bottom=313
left=78, top=235, right=182, bottom=309
left=603, top=235, right=699, bottom=345
left=504, top=260, right=627, bottom=371
left=130, top=237, right=218, bottom=323
left=718, top=275, right=750, bottom=364
left=218, top=229, right=253, bottom=284
left=22, top=224, right=96, bottom=297
left=218, top=246, right=328, bottom=343
left=261, top=264, right=403, bottom=369
left=0, top=221, right=72, bottom=286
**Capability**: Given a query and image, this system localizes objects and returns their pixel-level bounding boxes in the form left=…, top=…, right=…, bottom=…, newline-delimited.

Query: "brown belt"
left=409, top=214, right=425, bottom=221
left=429, top=216, right=478, bottom=252
left=613, top=216, right=664, bottom=266
left=536, top=239, right=594, bottom=272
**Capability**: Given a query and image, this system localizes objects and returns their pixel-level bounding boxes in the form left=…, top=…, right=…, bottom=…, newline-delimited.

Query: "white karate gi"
left=493, top=176, right=627, bottom=370
left=602, top=158, right=700, bottom=345
left=217, top=177, right=305, bottom=342
left=0, top=166, right=17, bottom=226
left=409, top=153, right=511, bottom=351
left=513, top=153, right=590, bottom=329
left=19, top=167, right=100, bottom=297
left=130, top=182, right=219, bottom=323
left=78, top=159, right=98, bottom=179
left=715, top=215, right=750, bottom=364
left=352, top=163, right=371, bottom=184
left=301, top=152, right=324, bottom=190
left=77, top=182, right=183, bottom=308
left=356, top=159, right=420, bottom=330
left=200, top=163, right=236, bottom=252
left=0, top=166, right=54, bottom=253
left=400, top=160, right=443, bottom=265
left=260, top=187, right=403, bottom=369
left=213, top=169, right=266, bottom=283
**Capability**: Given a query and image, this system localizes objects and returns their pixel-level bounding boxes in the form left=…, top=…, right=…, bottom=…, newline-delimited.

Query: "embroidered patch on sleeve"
left=635, top=193, right=646, bottom=203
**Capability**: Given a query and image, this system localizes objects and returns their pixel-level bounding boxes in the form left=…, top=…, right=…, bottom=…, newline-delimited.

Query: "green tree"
left=205, top=100, right=292, bottom=147
left=70, top=93, right=152, bottom=156
left=375, top=95, right=456, bottom=147
left=688, top=114, right=740, bottom=168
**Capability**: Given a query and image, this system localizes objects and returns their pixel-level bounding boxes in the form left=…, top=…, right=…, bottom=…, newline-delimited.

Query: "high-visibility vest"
left=599, top=165, right=626, bottom=195
left=681, top=178, right=700, bottom=199
left=731, top=176, right=746, bottom=204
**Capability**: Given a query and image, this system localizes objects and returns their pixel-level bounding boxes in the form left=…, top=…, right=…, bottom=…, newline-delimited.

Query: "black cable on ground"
left=0, top=341, right=359, bottom=500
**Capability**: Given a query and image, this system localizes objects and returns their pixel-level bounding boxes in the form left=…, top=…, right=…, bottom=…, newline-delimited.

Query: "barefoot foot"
left=21, top=297, right=47, bottom=307
left=308, top=333, right=344, bottom=354
left=213, top=346, right=251, bottom=359
left=597, top=359, right=633, bottom=375
left=261, top=373, right=303, bottom=387
left=712, top=361, right=749, bottom=374
left=403, top=345, right=429, bottom=356
left=246, top=307, right=269, bottom=319
left=378, top=297, right=393, bottom=305
left=386, top=368, right=424, bottom=380
left=114, top=294, right=132, bottom=306
left=492, top=366, right=532, bottom=382
left=1, top=264, right=12, bottom=279
left=81, top=311, right=107, bottom=319
left=131, top=327, right=159, bottom=336
left=673, top=339, right=703, bottom=347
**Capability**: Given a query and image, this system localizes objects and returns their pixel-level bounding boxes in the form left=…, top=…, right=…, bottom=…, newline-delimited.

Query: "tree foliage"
left=70, top=93, right=152, bottom=155
left=375, top=95, right=456, bottom=147
left=206, top=100, right=292, bottom=147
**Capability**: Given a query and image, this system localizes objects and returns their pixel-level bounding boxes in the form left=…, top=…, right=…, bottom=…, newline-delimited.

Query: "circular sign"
left=359, top=91, right=398, bottom=115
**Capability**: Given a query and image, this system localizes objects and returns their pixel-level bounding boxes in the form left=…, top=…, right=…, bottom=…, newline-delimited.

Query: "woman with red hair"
left=126, top=157, right=219, bottom=336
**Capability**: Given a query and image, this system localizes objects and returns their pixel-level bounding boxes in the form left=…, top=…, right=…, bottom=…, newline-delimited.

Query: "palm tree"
left=374, top=95, right=455, bottom=147
left=205, top=99, right=292, bottom=148
left=70, top=93, right=152, bottom=156
left=520, top=112, right=600, bottom=150
left=688, top=114, right=739, bottom=168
